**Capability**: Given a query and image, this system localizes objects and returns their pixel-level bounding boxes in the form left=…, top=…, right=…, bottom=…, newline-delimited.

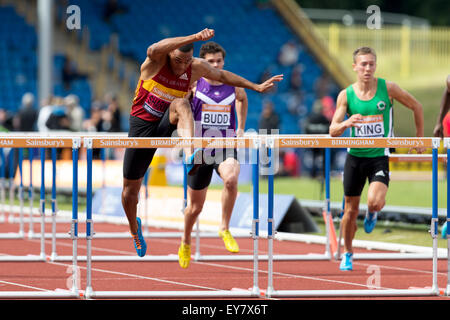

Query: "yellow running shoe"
left=178, top=242, right=191, bottom=269
left=219, top=230, right=239, bottom=253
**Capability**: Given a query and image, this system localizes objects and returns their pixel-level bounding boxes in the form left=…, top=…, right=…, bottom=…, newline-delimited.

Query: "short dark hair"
left=178, top=43, right=194, bottom=53
left=199, top=41, right=226, bottom=59
left=353, top=46, right=377, bottom=63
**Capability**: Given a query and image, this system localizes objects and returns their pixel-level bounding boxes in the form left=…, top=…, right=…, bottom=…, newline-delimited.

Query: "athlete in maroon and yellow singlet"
left=130, top=61, right=192, bottom=122
left=122, top=28, right=283, bottom=258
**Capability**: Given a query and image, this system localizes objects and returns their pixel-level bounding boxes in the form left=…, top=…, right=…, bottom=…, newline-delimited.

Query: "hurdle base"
left=251, top=286, right=260, bottom=296
left=266, top=288, right=440, bottom=298
left=0, top=233, right=25, bottom=239
left=52, top=255, right=180, bottom=262
left=27, top=231, right=249, bottom=239
left=86, top=289, right=258, bottom=299
left=265, top=286, right=275, bottom=298
left=84, top=286, right=94, bottom=300
left=0, top=255, right=46, bottom=262
left=196, top=253, right=330, bottom=261
left=349, top=252, right=447, bottom=260
left=0, top=290, right=79, bottom=299
left=53, top=253, right=331, bottom=262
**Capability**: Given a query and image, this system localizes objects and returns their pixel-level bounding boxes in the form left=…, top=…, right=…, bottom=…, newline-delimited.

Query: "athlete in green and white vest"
left=346, top=77, right=393, bottom=158
left=329, top=47, right=424, bottom=271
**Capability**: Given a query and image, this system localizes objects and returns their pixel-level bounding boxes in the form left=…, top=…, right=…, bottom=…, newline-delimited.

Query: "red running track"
left=0, top=213, right=449, bottom=301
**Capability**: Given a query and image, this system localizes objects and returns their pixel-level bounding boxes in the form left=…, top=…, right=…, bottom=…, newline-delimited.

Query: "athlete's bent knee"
left=223, top=176, right=238, bottom=190
left=368, top=200, right=384, bottom=213
left=122, top=187, right=139, bottom=207
left=187, top=202, right=204, bottom=217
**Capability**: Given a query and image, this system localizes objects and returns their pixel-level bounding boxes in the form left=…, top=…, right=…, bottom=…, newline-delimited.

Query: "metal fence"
left=314, top=24, right=450, bottom=86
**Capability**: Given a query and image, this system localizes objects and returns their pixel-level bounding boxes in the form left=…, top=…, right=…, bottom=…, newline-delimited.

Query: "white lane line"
left=195, top=261, right=387, bottom=290
left=6, top=237, right=446, bottom=293
left=48, top=260, right=228, bottom=292
left=0, top=279, right=52, bottom=292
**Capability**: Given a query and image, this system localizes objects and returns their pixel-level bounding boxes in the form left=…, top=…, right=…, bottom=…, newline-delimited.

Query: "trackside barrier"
left=444, top=138, right=450, bottom=297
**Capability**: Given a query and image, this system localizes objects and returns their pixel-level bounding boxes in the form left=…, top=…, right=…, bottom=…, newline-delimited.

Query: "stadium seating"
left=0, top=5, right=92, bottom=117
left=0, top=5, right=37, bottom=112
left=2, top=1, right=339, bottom=134
left=64, top=0, right=339, bottom=133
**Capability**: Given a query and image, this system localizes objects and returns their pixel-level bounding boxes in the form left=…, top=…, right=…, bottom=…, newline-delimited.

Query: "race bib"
left=354, top=115, right=384, bottom=137
left=201, top=104, right=231, bottom=127
left=143, top=85, right=178, bottom=118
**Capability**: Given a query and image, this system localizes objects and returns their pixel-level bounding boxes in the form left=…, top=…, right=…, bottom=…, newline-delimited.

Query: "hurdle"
left=332, top=151, right=448, bottom=260
left=16, top=131, right=250, bottom=242
left=34, top=135, right=223, bottom=241
left=2, top=145, right=69, bottom=262
left=0, top=137, right=80, bottom=299
left=185, top=135, right=331, bottom=263
left=82, top=136, right=260, bottom=298
left=265, top=136, right=441, bottom=298
left=444, top=138, right=450, bottom=296
left=11, top=135, right=178, bottom=241
left=0, top=148, right=24, bottom=239
left=61, top=134, right=333, bottom=264
left=0, top=146, right=47, bottom=261
left=0, top=148, right=34, bottom=239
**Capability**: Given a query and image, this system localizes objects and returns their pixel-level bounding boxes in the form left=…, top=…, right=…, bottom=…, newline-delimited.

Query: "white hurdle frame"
left=2, top=135, right=444, bottom=299
left=0, top=147, right=48, bottom=262
left=82, top=136, right=261, bottom=299
left=189, top=135, right=331, bottom=262
left=23, top=134, right=234, bottom=241
left=265, top=136, right=442, bottom=298
left=57, top=133, right=333, bottom=264
left=0, top=148, right=25, bottom=239
left=0, top=137, right=81, bottom=299
left=444, top=138, right=450, bottom=296
left=333, top=152, right=448, bottom=260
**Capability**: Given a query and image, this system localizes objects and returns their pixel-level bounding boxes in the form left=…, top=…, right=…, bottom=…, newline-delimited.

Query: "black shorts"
left=343, top=154, right=389, bottom=197
left=123, top=111, right=177, bottom=180
left=187, top=148, right=238, bottom=190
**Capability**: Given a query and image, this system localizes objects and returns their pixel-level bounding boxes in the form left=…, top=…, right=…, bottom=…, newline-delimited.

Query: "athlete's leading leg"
left=169, top=98, right=201, bottom=174
left=122, top=177, right=147, bottom=257
left=182, top=187, right=208, bottom=245
left=217, top=157, right=240, bottom=232
left=340, top=195, right=360, bottom=270
left=122, top=143, right=156, bottom=257
left=217, top=157, right=240, bottom=252
left=367, top=181, right=388, bottom=213
left=122, top=178, right=144, bottom=234
left=342, top=196, right=360, bottom=254
left=364, top=181, right=388, bottom=233
left=179, top=186, right=208, bottom=268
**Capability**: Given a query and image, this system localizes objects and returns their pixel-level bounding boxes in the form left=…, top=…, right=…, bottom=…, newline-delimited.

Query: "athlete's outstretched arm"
left=147, top=28, right=215, bottom=62
left=387, top=81, right=425, bottom=153
left=433, top=75, right=450, bottom=138
left=192, top=59, right=283, bottom=93
left=235, top=87, right=248, bottom=137
left=329, top=89, right=363, bottom=137
left=387, top=81, right=424, bottom=138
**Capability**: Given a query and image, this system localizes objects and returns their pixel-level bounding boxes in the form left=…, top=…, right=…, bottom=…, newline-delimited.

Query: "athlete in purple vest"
left=178, top=42, right=248, bottom=268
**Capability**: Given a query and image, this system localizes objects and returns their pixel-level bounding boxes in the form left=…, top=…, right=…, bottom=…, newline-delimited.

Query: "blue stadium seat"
left=0, top=2, right=97, bottom=115
left=2, top=1, right=339, bottom=133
